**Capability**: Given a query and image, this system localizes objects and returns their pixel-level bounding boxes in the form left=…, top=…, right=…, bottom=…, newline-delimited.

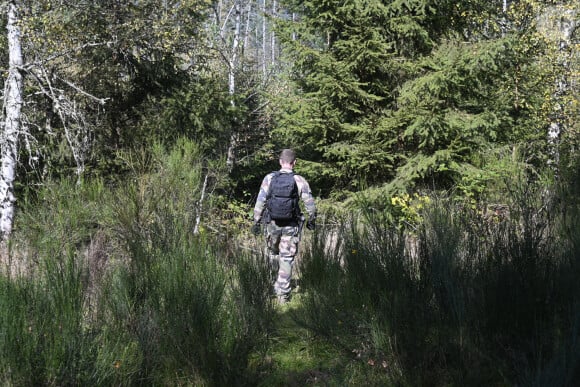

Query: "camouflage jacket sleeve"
left=294, top=174, right=317, bottom=220
left=253, top=173, right=274, bottom=223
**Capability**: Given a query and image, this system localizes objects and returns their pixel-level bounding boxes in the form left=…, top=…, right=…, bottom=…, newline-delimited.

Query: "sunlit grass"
left=256, top=302, right=378, bottom=386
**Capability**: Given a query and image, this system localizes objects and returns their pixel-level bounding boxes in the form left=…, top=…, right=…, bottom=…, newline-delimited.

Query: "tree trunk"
left=262, top=0, right=267, bottom=78
left=271, top=0, right=277, bottom=68
left=0, top=1, right=24, bottom=241
left=228, top=0, right=241, bottom=97
left=537, top=6, right=578, bottom=169
left=243, top=0, right=253, bottom=60
left=226, top=0, right=242, bottom=171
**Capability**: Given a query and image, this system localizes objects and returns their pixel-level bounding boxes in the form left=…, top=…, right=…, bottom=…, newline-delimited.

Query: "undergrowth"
left=0, top=139, right=578, bottom=385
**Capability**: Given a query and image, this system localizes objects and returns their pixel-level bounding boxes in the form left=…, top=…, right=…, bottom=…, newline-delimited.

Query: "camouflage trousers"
left=266, top=222, right=300, bottom=300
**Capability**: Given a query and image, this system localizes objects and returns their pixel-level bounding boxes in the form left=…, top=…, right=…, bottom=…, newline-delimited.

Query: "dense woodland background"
left=0, top=1, right=579, bottom=386
left=0, top=0, right=577, bottom=220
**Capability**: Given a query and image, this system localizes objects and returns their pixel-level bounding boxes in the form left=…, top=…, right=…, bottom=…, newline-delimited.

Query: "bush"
left=293, top=176, right=580, bottom=385
left=2, top=139, right=276, bottom=385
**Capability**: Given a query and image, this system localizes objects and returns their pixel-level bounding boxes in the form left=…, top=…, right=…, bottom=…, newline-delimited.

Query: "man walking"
left=252, top=149, right=317, bottom=304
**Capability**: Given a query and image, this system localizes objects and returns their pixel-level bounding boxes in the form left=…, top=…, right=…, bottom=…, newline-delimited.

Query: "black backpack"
left=266, top=172, right=300, bottom=222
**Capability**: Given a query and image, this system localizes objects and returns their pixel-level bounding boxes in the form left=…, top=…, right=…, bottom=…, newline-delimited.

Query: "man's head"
left=279, top=149, right=296, bottom=168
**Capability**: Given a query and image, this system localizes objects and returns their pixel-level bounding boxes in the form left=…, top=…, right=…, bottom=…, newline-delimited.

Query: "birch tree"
left=537, top=4, right=579, bottom=169
left=0, top=1, right=23, bottom=240
left=209, top=0, right=290, bottom=172
left=226, top=0, right=242, bottom=171
left=262, top=0, right=267, bottom=77
left=0, top=1, right=108, bottom=242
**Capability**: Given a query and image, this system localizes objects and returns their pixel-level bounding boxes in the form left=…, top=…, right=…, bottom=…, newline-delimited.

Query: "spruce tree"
left=273, top=0, right=575, bottom=200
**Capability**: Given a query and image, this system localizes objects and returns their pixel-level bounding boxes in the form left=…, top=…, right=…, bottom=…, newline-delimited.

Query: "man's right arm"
left=253, top=174, right=272, bottom=223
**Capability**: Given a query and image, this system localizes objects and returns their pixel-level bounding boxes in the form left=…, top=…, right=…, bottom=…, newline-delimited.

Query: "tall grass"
left=4, top=139, right=579, bottom=385
left=296, top=177, right=580, bottom=385
left=0, top=248, right=95, bottom=385
left=1, top=139, right=275, bottom=386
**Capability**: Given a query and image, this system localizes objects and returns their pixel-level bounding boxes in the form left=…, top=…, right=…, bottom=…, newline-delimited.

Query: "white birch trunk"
left=262, top=0, right=267, bottom=78
left=243, top=0, right=253, bottom=60
left=271, top=0, right=277, bottom=68
left=228, top=0, right=241, bottom=97
left=0, top=2, right=24, bottom=240
left=292, top=12, right=297, bottom=41
left=226, top=0, right=242, bottom=171
left=537, top=6, right=578, bottom=168
left=193, top=174, right=209, bottom=235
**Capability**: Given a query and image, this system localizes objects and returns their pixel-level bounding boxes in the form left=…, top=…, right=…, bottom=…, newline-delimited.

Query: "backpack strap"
left=265, top=171, right=281, bottom=201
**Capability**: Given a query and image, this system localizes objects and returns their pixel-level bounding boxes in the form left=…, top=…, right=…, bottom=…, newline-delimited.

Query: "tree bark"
left=262, top=0, right=267, bottom=78
left=193, top=173, right=209, bottom=235
left=537, top=6, right=578, bottom=169
left=226, top=0, right=242, bottom=171
left=271, top=0, right=277, bottom=68
left=0, top=1, right=24, bottom=241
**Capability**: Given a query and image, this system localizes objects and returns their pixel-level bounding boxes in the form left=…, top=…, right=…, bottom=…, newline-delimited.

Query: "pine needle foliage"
left=273, top=0, right=574, bottom=202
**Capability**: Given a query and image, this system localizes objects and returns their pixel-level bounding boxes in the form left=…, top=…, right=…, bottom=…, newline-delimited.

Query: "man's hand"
left=251, top=222, right=261, bottom=235
left=306, top=219, right=316, bottom=231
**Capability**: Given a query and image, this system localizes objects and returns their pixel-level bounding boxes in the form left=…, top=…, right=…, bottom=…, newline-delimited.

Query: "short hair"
left=279, top=149, right=296, bottom=164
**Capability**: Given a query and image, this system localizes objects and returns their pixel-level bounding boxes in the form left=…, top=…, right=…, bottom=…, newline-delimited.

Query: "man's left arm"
left=296, top=176, right=317, bottom=228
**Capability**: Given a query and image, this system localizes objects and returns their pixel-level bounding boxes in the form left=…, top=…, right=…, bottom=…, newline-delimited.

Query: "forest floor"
left=256, top=295, right=350, bottom=386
